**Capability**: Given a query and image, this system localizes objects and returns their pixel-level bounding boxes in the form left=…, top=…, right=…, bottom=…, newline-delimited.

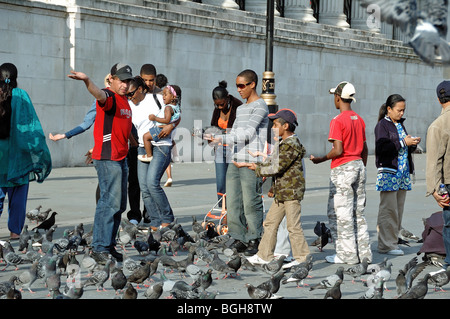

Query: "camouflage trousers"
left=327, top=160, right=372, bottom=264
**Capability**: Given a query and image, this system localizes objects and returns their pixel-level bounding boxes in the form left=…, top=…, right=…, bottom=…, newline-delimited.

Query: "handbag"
left=149, top=125, right=162, bottom=142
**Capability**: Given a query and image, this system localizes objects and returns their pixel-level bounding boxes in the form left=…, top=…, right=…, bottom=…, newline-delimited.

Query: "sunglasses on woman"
left=126, top=87, right=139, bottom=98
left=236, top=82, right=252, bottom=89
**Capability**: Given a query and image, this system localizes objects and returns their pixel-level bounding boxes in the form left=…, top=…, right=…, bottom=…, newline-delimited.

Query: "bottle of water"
left=438, top=184, right=449, bottom=199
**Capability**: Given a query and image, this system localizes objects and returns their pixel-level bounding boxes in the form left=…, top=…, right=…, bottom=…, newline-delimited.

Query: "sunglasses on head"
left=126, top=87, right=138, bottom=98
left=236, top=82, right=252, bottom=89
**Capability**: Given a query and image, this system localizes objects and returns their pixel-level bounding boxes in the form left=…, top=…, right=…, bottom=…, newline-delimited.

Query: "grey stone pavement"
left=0, top=153, right=448, bottom=304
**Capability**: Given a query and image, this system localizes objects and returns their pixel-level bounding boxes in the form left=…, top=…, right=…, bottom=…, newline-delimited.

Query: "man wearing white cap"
left=310, top=81, right=372, bottom=265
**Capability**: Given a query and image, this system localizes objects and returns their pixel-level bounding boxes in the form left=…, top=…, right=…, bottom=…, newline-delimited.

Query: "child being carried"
left=138, top=84, right=181, bottom=162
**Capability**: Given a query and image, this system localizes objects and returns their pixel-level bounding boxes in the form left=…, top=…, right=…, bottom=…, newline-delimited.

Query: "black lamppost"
left=261, top=0, right=278, bottom=142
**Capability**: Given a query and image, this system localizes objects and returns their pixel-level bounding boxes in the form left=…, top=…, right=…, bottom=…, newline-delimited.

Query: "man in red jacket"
left=68, top=63, right=133, bottom=264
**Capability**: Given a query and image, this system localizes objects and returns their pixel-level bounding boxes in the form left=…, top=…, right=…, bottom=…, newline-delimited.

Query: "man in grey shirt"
left=211, top=69, right=269, bottom=255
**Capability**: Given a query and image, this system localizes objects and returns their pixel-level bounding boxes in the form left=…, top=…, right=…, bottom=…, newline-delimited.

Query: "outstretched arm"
left=68, top=71, right=106, bottom=104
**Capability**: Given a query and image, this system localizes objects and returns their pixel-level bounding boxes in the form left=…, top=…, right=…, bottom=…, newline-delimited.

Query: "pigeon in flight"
left=361, top=0, right=450, bottom=66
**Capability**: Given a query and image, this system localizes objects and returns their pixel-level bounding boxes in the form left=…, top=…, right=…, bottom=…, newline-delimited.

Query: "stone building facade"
left=0, top=0, right=448, bottom=166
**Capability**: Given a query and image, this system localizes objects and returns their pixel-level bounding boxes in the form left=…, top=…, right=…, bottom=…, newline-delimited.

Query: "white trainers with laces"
left=246, top=254, right=269, bottom=265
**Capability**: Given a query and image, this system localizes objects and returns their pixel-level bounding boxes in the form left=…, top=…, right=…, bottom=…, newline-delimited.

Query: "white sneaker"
left=386, top=249, right=404, bottom=256
left=325, top=254, right=345, bottom=264
left=282, top=260, right=300, bottom=269
left=246, top=254, right=269, bottom=265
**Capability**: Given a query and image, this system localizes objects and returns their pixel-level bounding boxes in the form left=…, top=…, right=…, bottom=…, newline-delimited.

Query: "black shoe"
left=91, top=251, right=111, bottom=265
left=230, top=239, right=247, bottom=253
left=109, top=247, right=123, bottom=262
left=244, top=239, right=260, bottom=256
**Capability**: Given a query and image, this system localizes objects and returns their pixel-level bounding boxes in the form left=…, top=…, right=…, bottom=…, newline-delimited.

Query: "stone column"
left=319, top=0, right=349, bottom=28
left=351, top=0, right=380, bottom=32
left=284, top=0, right=317, bottom=23
left=202, top=0, right=240, bottom=9
left=245, top=0, right=280, bottom=16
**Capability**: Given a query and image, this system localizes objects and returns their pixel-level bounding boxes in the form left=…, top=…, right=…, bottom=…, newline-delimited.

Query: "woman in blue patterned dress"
left=374, top=94, right=421, bottom=256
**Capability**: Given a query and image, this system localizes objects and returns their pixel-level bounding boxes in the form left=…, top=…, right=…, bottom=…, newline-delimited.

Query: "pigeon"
left=309, top=266, right=345, bottom=291
left=127, top=260, right=152, bottom=289
left=366, top=257, right=388, bottom=274
left=46, top=272, right=62, bottom=297
left=122, top=251, right=142, bottom=273
left=282, top=262, right=310, bottom=288
left=82, top=259, right=113, bottom=292
left=262, top=255, right=286, bottom=274
left=146, top=231, right=161, bottom=253
left=123, top=282, right=138, bottom=299
left=14, top=261, right=39, bottom=293
left=26, top=205, right=42, bottom=223
left=405, top=259, right=430, bottom=290
left=18, top=225, right=31, bottom=253
left=186, top=264, right=203, bottom=282
left=324, top=279, right=343, bottom=299
left=0, top=276, right=17, bottom=297
left=210, top=250, right=236, bottom=279
left=365, top=260, right=392, bottom=291
left=111, top=267, right=127, bottom=294
left=227, top=254, right=242, bottom=275
left=194, top=244, right=214, bottom=265
left=0, top=240, right=31, bottom=271
left=398, top=273, right=431, bottom=299
left=66, top=252, right=81, bottom=277
left=134, top=240, right=150, bottom=255
left=395, top=256, right=427, bottom=296
left=81, top=249, right=98, bottom=276
left=344, top=257, right=370, bottom=283
left=360, top=0, right=450, bottom=66
left=37, top=208, right=52, bottom=223
left=245, top=283, right=280, bottom=299
left=428, top=268, right=450, bottom=291
left=175, top=252, right=196, bottom=275
left=62, top=285, right=84, bottom=299
left=32, top=211, right=57, bottom=231
left=192, top=215, right=205, bottom=234
left=5, top=287, right=22, bottom=299
left=258, top=269, right=285, bottom=294
left=399, top=228, right=421, bottom=242
left=360, top=277, right=385, bottom=299
left=192, top=268, right=213, bottom=291
left=159, top=271, right=177, bottom=291
left=144, top=282, right=163, bottom=299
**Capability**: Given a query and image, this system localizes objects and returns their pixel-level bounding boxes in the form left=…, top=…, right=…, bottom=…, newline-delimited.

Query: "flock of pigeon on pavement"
left=0, top=205, right=448, bottom=300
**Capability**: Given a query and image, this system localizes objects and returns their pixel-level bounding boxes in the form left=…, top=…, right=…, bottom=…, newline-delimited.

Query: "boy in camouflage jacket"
left=235, top=109, right=310, bottom=267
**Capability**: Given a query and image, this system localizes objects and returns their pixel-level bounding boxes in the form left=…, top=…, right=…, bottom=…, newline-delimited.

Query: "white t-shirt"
left=129, top=93, right=172, bottom=147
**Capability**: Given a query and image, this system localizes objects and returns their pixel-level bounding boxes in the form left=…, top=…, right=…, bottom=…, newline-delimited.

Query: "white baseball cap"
left=329, top=81, right=356, bottom=102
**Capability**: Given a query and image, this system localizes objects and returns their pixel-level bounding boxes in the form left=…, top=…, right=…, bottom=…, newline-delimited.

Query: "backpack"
left=418, top=211, right=446, bottom=267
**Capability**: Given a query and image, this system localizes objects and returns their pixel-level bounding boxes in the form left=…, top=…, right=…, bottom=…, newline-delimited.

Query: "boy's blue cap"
left=268, top=109, right=298, bottom=126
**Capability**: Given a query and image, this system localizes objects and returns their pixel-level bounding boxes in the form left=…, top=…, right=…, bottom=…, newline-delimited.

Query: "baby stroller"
left=202, top=192, right=228, bottom=235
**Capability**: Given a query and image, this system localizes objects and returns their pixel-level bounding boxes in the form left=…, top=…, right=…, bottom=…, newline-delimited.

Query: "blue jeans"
left=92, top=158, right=128, bottom=252
left=0, top=183, right=29, bottom=235
left=137, top=145, right=174, bottom=228
left=215, top=146, right=230, bottom=201
left=443, top=184, right=450, bottom=267
left=226, top=163, right=264, bottom=243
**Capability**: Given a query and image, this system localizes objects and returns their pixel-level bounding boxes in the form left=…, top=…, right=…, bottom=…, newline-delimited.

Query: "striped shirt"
left=221, top=98, right=269, bottom=163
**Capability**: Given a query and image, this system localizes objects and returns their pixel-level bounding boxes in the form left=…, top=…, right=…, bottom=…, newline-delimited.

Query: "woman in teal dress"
left=0, top=63, right=51, bottom=239
left=374, top=94, right=421, bottom=255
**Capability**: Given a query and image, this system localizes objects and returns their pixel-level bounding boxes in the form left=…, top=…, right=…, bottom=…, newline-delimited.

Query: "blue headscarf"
left=0, top=88, right=52, bottom=186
